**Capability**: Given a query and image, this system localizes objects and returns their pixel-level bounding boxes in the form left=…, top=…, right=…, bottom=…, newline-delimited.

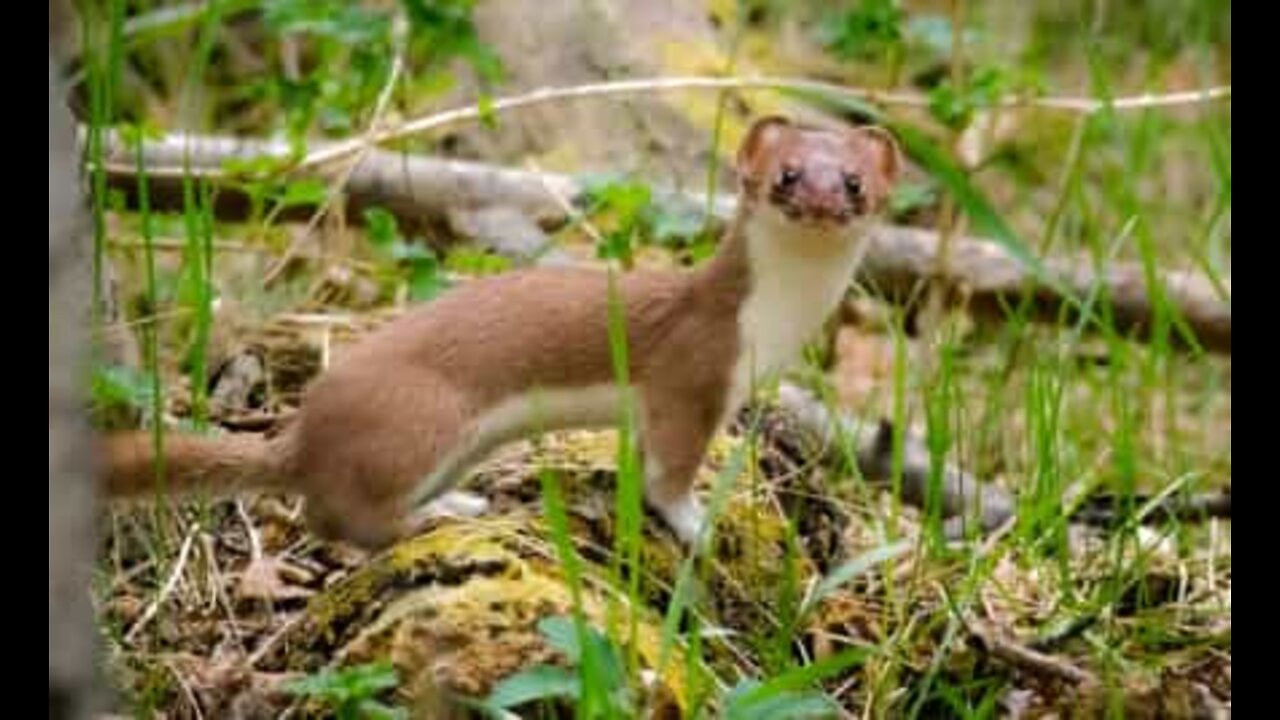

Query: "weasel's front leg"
left=640, top=390, right=722, bottom=546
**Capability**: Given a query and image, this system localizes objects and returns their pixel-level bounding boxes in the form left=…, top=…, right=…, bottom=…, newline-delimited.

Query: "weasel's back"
left=331, top=266, right=689, bottom=402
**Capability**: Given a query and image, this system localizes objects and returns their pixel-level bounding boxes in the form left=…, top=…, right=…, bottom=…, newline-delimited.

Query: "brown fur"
left=99, top=116, right=901, bottom=550
left=101, top=432, right=289, bottom=498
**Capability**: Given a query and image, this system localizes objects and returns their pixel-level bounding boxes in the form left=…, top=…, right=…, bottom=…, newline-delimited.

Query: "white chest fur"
left=727, top=212, right=871, bottom=413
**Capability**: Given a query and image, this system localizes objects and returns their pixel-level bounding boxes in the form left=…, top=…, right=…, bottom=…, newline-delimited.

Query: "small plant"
left=820, top=0, right=905, bottom=63
left=445, top=247, right=513, bottom=276
left=284, top=661, right=407, bottom=720
left=91, top=363, right=156, bottom=428
left=260, top=0, right=502, bottom=140
left=721, top=648, right=870, bottom=719
left=218, top=155, right=320, bottom=227
left=926, top=64, right=1008, bottom=131
left=363, top=207, right=452, bottom=301
left=889, top=180, right=939, bottom=219
left=483, top=615, right=636, bottom=717
left=579, top=174, right=709, bottom=268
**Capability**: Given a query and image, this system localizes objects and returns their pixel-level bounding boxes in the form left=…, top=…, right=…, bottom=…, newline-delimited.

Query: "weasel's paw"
left=652, top=494, right=707, bottom=547
left=417, top=490, right=491, bottom=521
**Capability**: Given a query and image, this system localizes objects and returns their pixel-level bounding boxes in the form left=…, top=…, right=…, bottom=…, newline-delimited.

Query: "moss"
left=282, top=513, right=702, bottom=711
left=284, top=521, right=522, bottom=669
left=277, top=425, right=823, bottom=713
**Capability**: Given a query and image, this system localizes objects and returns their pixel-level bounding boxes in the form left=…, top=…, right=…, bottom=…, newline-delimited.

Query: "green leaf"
left=264, top=0, right=389, bottom=44
left=363, top=207, right=401, bottom=249
left=581, top=624, right=629, bottom=690
left=649, top=205, right=704, bottom=247
left=460, top=34, right=506, bottom=85
left=724, top=649, right=869, bottom=720
left=536, top=615, right=582, bottom=664
left=401, top=0, right=505, bottom=84
left=904, top=15, right=966, bottom=58
left=220, top=153, right=292, bottom=182
left=407, top=255, right=451, bottom=301
left=888, top=181, right=938, bottom=218
left=318, top=103, right=356, bottom=135
left=357, top=700, right=410, bottom=720
left=276, top=178, right=329, bottom=209
left=726, top=689, right=839, bottom=720
left=603, top=183, right=651, bottom=219
left=284, top=661, right=400, bottom=703
left=485, top=665, right=580, bottom=709
left=92, top=364, right=155, bottom=412
left=390, top=241, right=431, bottom=261
left=477, top=93, right=498, bottom=130
left=820, top=0, right=903, bottom=61
left=929, top=65, right=1008, bottom=130
left=444, top=248, right=511, bottom=275
left=803, top=540, right=913, bottom=615
left=597, top=230, right=635, bottom=265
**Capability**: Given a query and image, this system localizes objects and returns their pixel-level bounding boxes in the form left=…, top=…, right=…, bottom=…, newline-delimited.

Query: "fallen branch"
left=89, top=131, right=577, bottom=266
left=768, top=383, right=1016, bottom=540
left=963, top=614, right=1099, bottom=687
left=1070, top=489, right=1231, bottom=526
left=856, top=224, right=1231, bottom=354
left=765, top=384, right=1230, bottom=535
left=88, top=130, right=1230, bottom=354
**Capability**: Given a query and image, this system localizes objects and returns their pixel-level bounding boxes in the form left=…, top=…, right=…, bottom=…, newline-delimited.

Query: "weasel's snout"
left=776, top=197, right=857, bottom=225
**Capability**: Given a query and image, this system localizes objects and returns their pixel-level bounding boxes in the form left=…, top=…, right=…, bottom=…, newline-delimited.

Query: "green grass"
left=79, top=0, right=1228, bottom=716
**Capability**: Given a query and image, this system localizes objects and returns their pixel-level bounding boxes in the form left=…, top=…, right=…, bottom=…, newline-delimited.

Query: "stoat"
left=101, top=115, right=902, bottom=550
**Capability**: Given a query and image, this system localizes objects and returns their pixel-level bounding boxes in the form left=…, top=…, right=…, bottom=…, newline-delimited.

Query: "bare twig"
left=247, top=613, right=305, bottom=668
left=293, top=75, right=1231, bottom=172
left=236, top=499, right=263, bottom=562
left=201, top=534, right=247, bottom=652
left=125, top=525, right=199, bottom=643
left=1070, top=489, right=1231, bottom=526
left=964, top=614, right=1099, bottom=686
left=523, top=157, right=607, bottom=249
left=161, top=656, right=206, bottom=720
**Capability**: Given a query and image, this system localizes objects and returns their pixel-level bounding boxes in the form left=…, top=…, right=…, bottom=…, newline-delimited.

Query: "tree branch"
left=88, top=130, right=1230, bottom=354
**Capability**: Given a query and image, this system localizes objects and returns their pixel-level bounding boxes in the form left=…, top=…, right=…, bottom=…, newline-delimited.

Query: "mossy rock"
left=264, top=428, right=816, bottom=715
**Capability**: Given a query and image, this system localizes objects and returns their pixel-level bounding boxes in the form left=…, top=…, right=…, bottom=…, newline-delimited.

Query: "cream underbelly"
left=409, top=383, right=631, bottom=506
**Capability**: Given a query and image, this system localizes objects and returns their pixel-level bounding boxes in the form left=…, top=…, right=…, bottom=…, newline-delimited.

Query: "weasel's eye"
left=777, top=167, right=801, bottom=189
left=843, top=173, right=863, bottom=197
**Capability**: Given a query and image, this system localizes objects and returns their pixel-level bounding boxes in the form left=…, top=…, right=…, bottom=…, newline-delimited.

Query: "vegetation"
left=76, top=0, right=1228, bottom=717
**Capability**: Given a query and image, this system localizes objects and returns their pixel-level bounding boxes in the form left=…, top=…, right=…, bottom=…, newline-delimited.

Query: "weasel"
left=100, top=115, right=902, bottom=550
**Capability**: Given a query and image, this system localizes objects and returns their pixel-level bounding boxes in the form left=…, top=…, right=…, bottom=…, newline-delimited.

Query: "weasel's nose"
left=809, top=196, right=852, bottom=222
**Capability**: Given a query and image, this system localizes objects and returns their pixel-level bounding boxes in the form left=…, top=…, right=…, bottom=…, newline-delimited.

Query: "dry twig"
left=125, top=525, right=199, bottom=643
left=292, top=75, right=1231, bottom=172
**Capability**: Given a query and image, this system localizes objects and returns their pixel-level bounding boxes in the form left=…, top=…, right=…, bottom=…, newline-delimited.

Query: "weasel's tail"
left=99, top=430, right=291, bottom=499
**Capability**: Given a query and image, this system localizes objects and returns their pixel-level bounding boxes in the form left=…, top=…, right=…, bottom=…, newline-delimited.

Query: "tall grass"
left=83, top=0, right=125, bottom=359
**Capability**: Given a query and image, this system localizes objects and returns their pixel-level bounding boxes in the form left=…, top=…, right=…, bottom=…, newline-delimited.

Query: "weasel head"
left=735, top=115, right=902, bottom=245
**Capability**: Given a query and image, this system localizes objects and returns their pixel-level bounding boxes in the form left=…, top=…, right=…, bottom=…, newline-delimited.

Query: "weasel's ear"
left=736, top=115, right=792, bottom=179
left=847, top=124, right=904, bottom=185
